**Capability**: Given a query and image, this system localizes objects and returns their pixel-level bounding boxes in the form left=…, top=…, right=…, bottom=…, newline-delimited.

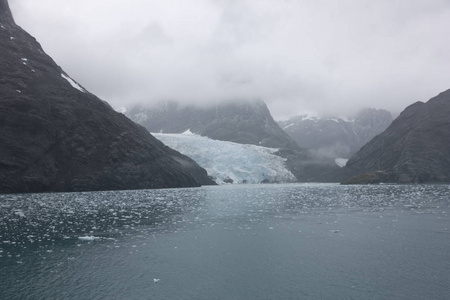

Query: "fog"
left=9, top=0, right=450, bottom=119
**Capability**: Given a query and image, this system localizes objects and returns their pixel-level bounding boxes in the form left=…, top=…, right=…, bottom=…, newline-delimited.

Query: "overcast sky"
left=9, top=0, right=450, bottom=119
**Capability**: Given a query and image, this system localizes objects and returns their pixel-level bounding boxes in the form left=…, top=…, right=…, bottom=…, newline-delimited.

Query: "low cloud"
left=10, top=0, right=450, bottom=119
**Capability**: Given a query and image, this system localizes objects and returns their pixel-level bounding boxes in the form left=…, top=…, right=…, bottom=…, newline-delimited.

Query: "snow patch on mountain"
left=61, top=73, right=85, bottom=93
left=335, top=158, right=349, bottom=167
left=153, top=133, right=297, bottom=184
left=282, top=123, right=295, bottom=130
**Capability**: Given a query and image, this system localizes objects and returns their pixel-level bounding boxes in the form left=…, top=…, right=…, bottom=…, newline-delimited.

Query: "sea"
left=1, top=183, right=449, bottom=300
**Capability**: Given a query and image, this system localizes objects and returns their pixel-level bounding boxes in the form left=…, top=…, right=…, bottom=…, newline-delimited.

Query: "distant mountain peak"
left=278, top=108, right=393, bottom=159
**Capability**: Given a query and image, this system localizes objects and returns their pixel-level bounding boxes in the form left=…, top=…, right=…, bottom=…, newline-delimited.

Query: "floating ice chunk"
left=14, top=209, right=26, bottom=218
left=403, top=205, right=418, bottom=209
left=153, top=278, right=160, bottom=283
left=61, top=73, right=86, bottom=93
left=78, top=236, right=100, bottom=241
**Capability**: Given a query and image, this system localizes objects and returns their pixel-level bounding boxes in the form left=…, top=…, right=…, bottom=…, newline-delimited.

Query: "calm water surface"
left=1, top=183, right=449, bottom=299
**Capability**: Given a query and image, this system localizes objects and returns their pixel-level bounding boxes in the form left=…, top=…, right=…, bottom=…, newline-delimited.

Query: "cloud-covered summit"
left=9, top=0, right=450, bottom=119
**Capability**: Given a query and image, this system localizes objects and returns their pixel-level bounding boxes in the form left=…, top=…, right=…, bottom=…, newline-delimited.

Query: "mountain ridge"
left=0, top=0, right=215, bottom=193
left=127, top=100, right=300, bottom=150
left=343, top=89, right=450, bottom=183
left=278, top=108, right=393, bottom=159
left=0, top=0, right=13, bottom=22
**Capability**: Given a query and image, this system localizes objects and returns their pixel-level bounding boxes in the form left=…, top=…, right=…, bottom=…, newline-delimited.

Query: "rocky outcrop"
left=127, top=100, right=300, bottom=150
left=278, top=108, right=393, bottom=159
left=0, top=1, right=215, bottom=193
left=343, top=89, right=450, bottom=184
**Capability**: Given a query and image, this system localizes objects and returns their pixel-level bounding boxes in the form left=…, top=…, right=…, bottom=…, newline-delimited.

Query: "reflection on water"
left=1, top=184, right=449, bottom=300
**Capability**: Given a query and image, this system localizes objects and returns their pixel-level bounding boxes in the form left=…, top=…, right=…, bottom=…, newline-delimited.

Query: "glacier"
left=153, top=132, right=297, bottom=185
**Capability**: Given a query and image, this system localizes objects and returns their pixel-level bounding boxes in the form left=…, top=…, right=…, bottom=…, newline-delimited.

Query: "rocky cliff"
left=343, top=89, right=450, bottom=183
left=278, top=108, right=393, bottom=159
left=0, top=1, right=215, bottom=193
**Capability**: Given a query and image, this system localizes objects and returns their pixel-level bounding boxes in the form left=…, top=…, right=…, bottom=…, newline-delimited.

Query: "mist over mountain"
left=278, top=108, right=393, bottom=159
left=126, top=100, right=299, bottom=150
left=10, top=1, right=450, bottom=120
left=343, top=89, right=450, bottom=184
left=0, top=0, right=214, bottom=193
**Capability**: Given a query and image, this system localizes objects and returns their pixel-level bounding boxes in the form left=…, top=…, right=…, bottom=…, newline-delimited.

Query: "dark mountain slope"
left=0, top=1, right=214, bottom=193
left=127, top=100, right=299, bottom=150
left=343, top=89, right=450, bottom=183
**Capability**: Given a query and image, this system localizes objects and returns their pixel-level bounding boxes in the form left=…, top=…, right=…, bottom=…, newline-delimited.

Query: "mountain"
left=126, top=100, right=299, bottom=150
left=126, top=100, right=345, bottom=183
left=153, top=131, right=297, bottom=184
left=0, top=0, right=215, bottom=193
left=278, top=108, right=393, bottom=159
left=343, top=89, right=450, bottom=184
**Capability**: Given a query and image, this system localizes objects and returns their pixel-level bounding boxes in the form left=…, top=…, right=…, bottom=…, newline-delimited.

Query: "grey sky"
left=9, top=0, right=450, bottom=119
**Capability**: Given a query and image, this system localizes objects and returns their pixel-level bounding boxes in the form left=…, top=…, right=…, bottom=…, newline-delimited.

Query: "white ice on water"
left=153, top=131, right=297, bottom=184
left=61, top=73, right=86, bottom=93
left=14, top=209, right=26, bottom=218
left=78, top=236, right=100, bottom=241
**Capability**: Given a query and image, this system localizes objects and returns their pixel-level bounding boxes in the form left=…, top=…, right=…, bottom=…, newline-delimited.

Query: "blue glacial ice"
left=153, top=131, right=297, bottom=184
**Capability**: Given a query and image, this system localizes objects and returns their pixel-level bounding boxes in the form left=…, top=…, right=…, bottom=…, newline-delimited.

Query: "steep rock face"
left=127, top=100, right=300, bottom=150
left=0, top=2, right=215, bottom=193
left=278, top=108, right=393, bottom=159
left=343, top=89, right=450, bottom=183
